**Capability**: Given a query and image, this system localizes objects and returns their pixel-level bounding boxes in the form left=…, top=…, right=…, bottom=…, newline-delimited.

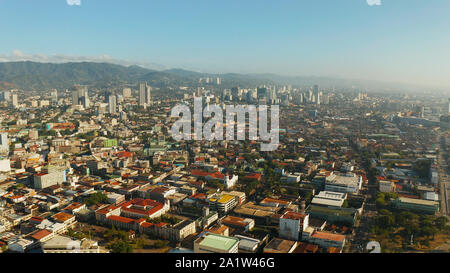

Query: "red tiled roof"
left=96, top=205, right=120, bottom=215
left=31, top=229, right=52, bottom=241
left=311, top=231, right=345, bottom=242
left=107, top=215, right=135, bottom=224
left=245, top=173, right=262, bottom=180
left=116, top=151, right=133, bottom=158
left=281, top=211, right=307, bottom=221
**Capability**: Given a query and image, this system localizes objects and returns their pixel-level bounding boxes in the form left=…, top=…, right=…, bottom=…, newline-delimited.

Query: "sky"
left=0, top=0, right=450, bottom=88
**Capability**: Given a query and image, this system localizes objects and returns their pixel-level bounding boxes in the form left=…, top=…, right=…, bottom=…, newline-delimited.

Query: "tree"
left=412, top=160, right=431, bottom=178
left=435, top=217, right=449, bottom=230
left=84, top=192, right=108, bottom=206
left=153, top=240, right=169, bottom=249
left=108, top=240, right=134, bottom=253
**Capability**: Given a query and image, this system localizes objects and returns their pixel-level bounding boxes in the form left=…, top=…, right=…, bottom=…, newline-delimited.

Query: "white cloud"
left=367, top=0, right=381, bottom=6
left=0, top=50, right=167, bottom=71
left=66, top=0, right=81, bottom=6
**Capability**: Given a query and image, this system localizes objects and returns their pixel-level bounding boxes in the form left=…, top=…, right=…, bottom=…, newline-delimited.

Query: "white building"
left=325, top=172, right=362, bottom=193
left=0, top=133, right=8, bottom=153
left=279, top=211, right=309, bottom=241
left=311, top=191, right=347, bottom=208
left=33, top=171, right=66, bottom=190
left=8, top=238, right=33, bottom=253
left=379, top=180, right=396, bottom=193
left=0, top=159, right=11, bottom=172
left=108, top=94, right=117, bottom=114
left=302, top=227, right=346, bottom=249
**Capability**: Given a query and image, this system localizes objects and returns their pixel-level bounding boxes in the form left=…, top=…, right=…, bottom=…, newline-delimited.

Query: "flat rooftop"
left=198, top=233, right=239, bottom=251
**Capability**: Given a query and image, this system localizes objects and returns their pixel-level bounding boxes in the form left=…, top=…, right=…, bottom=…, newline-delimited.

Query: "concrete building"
left=0, top=159, right=11, bottom=172
left=0, top=133, right=9, bottom=153
left=392, top=197, right=439, bottom=215
left=208, top=194, right=238, bottom=214
left=302, top=227, right=346, bottom=249
left=279, top=211, right=309, bottom=241
left=222, top=215, right=255, bottom=232
left=379, top=180, right=396, bottom=193
left=311, top=191, right=347, bottom=208
left=33, top=171, right=66, bottom=190
left=306, top=205, right=357, bottom=226
left=325, top=172, right=362, bottom=193
left=42, top=235, right=101, bottom=253
left=139, top=82, right=147, bottom=107
left=263, top=238, right=297, bottom=253
left=194, top=233, right=239, bottom=253
left=108, top=94, right=117, bottom=114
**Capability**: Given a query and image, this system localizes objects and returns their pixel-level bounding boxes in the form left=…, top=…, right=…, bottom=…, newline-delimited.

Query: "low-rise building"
left=263, top=238, right=297, bottom=253
left=279, top=211, right=309, bottom=241
left=392, top=197, right=439, bottom=215
left=325, top=172, right=362, bottom=193
left=222, top=215, right=255, bottom=232
left=194, top=233, right=239, bottom=253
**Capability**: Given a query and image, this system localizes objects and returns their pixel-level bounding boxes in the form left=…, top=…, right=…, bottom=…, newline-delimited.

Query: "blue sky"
left=0, top=0, right=450, bottom=88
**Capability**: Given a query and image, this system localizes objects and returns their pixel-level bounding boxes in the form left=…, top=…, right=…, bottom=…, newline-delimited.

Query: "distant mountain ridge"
left=0, top=61, right=441, bottom=92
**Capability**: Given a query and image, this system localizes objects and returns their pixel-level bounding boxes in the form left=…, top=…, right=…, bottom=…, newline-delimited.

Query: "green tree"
left=108, top=240, right=134, bottom=253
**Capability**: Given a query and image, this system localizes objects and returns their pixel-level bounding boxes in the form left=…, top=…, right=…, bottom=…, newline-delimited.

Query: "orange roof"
left=311, top=231, right=345, bottom=242
left=245, top=173, right=262, bottom=180
left=116, top=151, right=133, bottom=158
left=281, top=211, right=307, bottom=221
left=107, top=215, right=135, bottom=224
left=96, top=205, right=120, bottom=215
left=30, top=229, right=52, bottom=241
left=52, top=212, right=75, bottom=223
left=191, top=169, right=225, bottom=180
left=328, top=247, right=342, bottom=253
left=63, top=202, right=84, bottom=211
left=222, top=216, right=249, bottom=227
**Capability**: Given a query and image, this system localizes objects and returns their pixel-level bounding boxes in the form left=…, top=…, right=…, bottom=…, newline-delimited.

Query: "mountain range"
left=0, top=61, right=441, bottom=93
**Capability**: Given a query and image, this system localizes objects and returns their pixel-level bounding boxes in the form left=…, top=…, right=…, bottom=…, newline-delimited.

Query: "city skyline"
left=1, top=0, right=450, bottom=89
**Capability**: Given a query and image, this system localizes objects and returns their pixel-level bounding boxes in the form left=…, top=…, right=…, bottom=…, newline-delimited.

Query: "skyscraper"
left=146, top=85, right=152, bottom=105
left=51, top=89, right=58, bottom=104
left=257, top=87, right=268, bottom=103
left=72, top=89, right=79, bottom=106
left=139, top=82, right=147, bottom=107
left=196, top=87, right=203, bottom=97
left=108, top=94, right=117, bottom=114
left=12, top=94, right=18, bottom=108
left=0, top=133, right=8, bottom=153
left=83, top=88, right=90, bottom=109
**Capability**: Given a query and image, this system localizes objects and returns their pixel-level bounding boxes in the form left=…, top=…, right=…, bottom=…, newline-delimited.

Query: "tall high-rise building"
left=0, top=133, right=8, bottom=153
left=139, top=82, right=147, bottom=107
left=0, top=91, right=11, bottom=102
left=72, top=89, right=79, bottom=106
left=51, top=89, right=58, bottom=104
left=196, top=87, right=203, bottom=97
left=257, top=87, right=268, bottom=103
left=12, top=94, right=18, bottom=108
left=231, top=87, right=240, bottom=101
left=108, top=94, right=117, bottom=114
left=83, top=88, right=90, bottom=109
left=312, top=85, right=320, bottom=105
left=146, top=85, right=152, bottom=105
left=123, top=88, right=132, bottom=98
